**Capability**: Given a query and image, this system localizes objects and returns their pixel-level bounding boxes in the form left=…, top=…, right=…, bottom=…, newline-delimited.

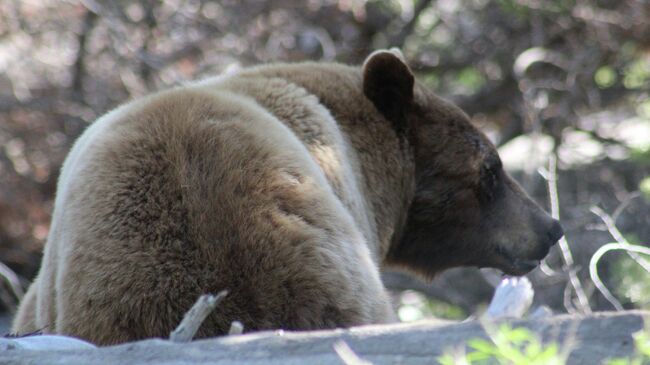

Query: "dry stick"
left=546, top=155, right=592, bottom=314
left=589, top=243, right=650, bottom=311
left=389, top=0, right=433, bottom=48
left=589, top=206, right=650, bottom=311
left=562, top=283, right=575, bottom=314
left=169, top=290, right=228, bottom=343
left=539, top=258, right=559, bottom=276
left=228, top=321, right=244, bottom=335
left=591, top=206, right=650, bottom=272
left=611, top=191, right=642, bottom=222
left=80, top=0, right=189, bottom=85
left=333, top=340, right=373, bottom=365
left=0, top=260, right=24, bottom=301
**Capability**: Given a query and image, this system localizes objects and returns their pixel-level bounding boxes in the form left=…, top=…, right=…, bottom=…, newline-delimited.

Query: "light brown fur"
left=13, top=52, right=562, bottom=345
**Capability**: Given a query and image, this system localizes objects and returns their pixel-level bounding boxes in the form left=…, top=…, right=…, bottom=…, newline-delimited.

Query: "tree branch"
left=72, top=9, right=98, bottom=97
left=389, top=0, right=434, bottom=48
left=169, top=291, right=228, bottom=343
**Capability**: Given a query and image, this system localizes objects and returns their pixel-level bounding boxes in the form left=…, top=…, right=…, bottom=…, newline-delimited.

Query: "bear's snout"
left=534, top=215, right=563, bottom=252
left=546, top=219, right=564, bottom=246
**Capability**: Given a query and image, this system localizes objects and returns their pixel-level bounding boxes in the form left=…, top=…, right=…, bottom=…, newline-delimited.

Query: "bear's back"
left=17, top=77, right=390, bottom=345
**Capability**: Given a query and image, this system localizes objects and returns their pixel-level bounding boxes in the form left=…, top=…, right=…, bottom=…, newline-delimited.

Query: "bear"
left=12, top=49, right=563, bottom=345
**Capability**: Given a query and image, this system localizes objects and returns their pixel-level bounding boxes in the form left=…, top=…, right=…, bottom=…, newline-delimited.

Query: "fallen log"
left=1, top=311, right=647, bottom=364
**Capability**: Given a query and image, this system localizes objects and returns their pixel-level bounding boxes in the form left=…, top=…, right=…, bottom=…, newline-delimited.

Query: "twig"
left=589, top=243, right=650, bottom=311
left=333, top=340, right=373, bottom=365
left=228, top=321, right=244, bottom=335
left=138, top=1, right=157, bottom=87
left=389, top=0, right=434, bottom=48
left=80, top=0, right=201, bottom=86
left=612, top=191, right=641, bottom=222
left=539, top=256, right=559, bottom=277
left=562, top=283, right=576, bottom=313
left=72, top=9, right=98, bottom=97
left=544, top=155, right=592, bottom=313
left=169, top=290, right=228, bottom=343
left=588, top=205, right=650, bottom=310
left=591, top=205, right=650, bottom=273
left=0, top=260, right=24, bottom=301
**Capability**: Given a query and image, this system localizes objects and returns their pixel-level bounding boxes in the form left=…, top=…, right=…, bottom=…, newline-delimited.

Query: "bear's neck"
left=234, top=63, right=416, bottom=263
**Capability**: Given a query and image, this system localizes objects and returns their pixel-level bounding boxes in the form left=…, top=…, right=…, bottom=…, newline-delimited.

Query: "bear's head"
left=363, top=49, right=563, bottom=277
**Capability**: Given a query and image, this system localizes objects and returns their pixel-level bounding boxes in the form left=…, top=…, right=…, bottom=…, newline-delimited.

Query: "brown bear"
left=12, top=49, right=563, bottom=345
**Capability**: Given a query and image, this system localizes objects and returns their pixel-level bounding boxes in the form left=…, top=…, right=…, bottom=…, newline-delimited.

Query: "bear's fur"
left=12, top=50, right=563, bottom=345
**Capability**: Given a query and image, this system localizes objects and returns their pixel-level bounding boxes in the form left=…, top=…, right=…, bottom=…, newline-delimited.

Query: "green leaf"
left=504, top=327, right=533, bottom=345
left=456, top=67, right=486, bottom=93
left=595, top=66, right=617, bottom=88
left=633, top=331, right=650, bottom=357
left=637, top=100, right=650, bottom=119
left=533, top=343, right=560, bottom=364
left=466, top=350, right=494, bottom=362
left=493, top=342, right=527, bottom=364
left=640, top=177, right=650, bottom=202
left=606, top=358, right=630, bottom=365
left=525, top=339, right=542, bottom=358
left=468, top=338, right=498, bottom=355
left=623, top=59, right=650, bottom=89
left=436, top=353, right=458, bottom=365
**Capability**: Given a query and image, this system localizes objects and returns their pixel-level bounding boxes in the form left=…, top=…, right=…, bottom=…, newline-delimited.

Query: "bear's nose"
left=547, top=219, right=564, bottom=244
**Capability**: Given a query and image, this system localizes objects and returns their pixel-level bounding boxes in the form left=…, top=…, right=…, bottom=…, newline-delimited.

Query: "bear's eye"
left=479, top=159, right=502, bottom=202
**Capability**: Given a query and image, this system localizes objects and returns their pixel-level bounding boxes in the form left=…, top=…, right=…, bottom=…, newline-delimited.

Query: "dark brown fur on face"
left=384, top=83, right=563, bottom=278
left=12, top=50, right=562, bottom=345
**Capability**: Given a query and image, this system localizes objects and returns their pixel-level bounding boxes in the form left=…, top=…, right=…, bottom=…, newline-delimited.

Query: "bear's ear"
left=362, top=49, right=414, bottom=124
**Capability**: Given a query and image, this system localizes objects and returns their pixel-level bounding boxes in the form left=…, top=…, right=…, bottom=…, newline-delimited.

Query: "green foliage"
left=621, top=42, right=639, bottom=60
left=420, top=73, right=441, bottom=90
left=426, top=298, right=466, bottom=320
left=497, top=0, right=574, bottom=16
left=414, top=6, right=439, bottom=33
left=630, top=147, right=650, bottom=165
left=595, top=66, right=617, bottom=89
left=623, top=58, right=650, bottom=90
left=397, top=290, right=466, bottom=322
left=367, top=0, right=402, bottom=15
left=496, top=0, right=530, bottom=17
left=637, top=332, right=650, bottom=358
left=637, top=100, right=650, bottom=120
left=640, top=177, right=650, bottom=202
left=606, top=330, right=650, bottom=365
left=610, top=252, right=650, bottom=309
left=456, top=67, right=486, bottom=95
left=439, top=324, right=650, bottom=365
left=438, top=324, right=565, bottom=365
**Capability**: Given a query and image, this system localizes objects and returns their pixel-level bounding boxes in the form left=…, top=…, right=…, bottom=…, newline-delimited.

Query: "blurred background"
left=0, top=0, right=649, bottom=325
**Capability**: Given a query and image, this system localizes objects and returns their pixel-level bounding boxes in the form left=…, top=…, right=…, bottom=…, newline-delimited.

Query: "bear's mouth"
left=491, top=245, right=544, bottom=276
left=506, top=259, right=541, bottom=276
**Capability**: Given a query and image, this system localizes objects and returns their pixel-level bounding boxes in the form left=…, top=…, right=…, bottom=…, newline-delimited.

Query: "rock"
left=1, top=311, right=647, bottom=364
